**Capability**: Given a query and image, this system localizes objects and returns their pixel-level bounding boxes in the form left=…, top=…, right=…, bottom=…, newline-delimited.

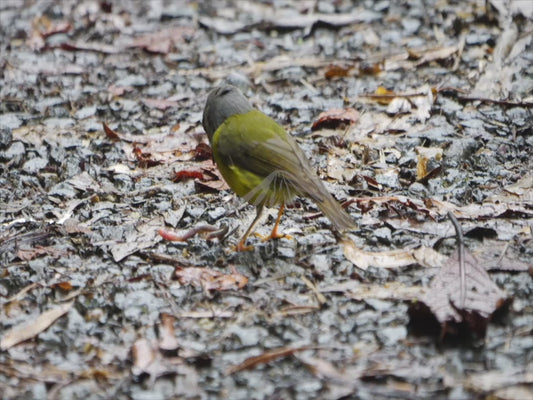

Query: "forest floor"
left=0, top=1, right=532, bottom=399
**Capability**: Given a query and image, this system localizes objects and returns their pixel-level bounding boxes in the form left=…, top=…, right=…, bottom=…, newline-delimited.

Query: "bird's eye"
left=220, top=88, right=232, bottom=96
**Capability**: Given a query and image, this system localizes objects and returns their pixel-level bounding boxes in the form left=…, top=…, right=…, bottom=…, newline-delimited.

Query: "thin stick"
left=447, top=212, right=465, bottom=308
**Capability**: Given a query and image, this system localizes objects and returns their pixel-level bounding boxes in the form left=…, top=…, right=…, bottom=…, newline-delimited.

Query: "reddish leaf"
left=362, top=176, right=382, bottom=191
left=312, top=108, right=359, bottom=131
left=102, top=122, right=121, bottom=142
left=133, top=146, right=162, bottom=168
left=194, top=143, right=213, bottom=160
left=173, top=170, right=204, bottom=182
left=27, top=16, right=72, bottom=50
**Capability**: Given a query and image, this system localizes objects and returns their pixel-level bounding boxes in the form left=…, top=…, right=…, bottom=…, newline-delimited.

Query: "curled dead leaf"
left=312, top=108, right=359, bottom=131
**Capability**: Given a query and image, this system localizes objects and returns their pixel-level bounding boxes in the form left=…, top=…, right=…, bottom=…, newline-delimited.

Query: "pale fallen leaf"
left=174, top=266, right=248, bottom=291
left=297, top=354, right=353, bottom=383
left=342, top=238, right=446, bottom=270
left=320, top=281, right=427, bottom=301
left=131, top=338, right=158, bottom=376
left=110, top=217, right=164, bottom=262
left=1, top=301, right=74, bottom=350
left=178, top=310, right=234, bottom=319
left=464, top=369, right=533, bottom=393
left=158, top=313, right=179, bottom=352
left=386, top=97, right=411, bottom=114
left=487, top=174, right=533, bottom=203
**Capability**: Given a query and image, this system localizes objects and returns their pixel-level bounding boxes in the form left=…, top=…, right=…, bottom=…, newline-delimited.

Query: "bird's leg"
left=262, top=203, right=286, bottom=241
left=235, top=205, right=264, bottom=252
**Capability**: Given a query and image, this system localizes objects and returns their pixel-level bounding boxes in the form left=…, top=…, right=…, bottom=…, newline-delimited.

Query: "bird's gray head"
left=202, top=85, right=253, bottom=142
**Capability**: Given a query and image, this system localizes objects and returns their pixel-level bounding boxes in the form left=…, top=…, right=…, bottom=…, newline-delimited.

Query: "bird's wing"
left=215, top=109, right=327, bottom=202
left=214, top=109, right=356, bottom=231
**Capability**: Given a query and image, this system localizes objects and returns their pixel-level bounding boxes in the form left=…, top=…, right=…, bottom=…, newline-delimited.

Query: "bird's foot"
left=254, top=231, right=293, bottom=242
left=234, top=240, right=254, bottom=252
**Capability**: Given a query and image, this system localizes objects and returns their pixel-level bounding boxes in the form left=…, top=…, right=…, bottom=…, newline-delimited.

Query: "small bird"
left=202, top=85, right=355, bottom=251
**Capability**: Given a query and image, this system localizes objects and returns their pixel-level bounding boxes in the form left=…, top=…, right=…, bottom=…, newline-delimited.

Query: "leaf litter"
left=0, top=1, right=532, bottom=399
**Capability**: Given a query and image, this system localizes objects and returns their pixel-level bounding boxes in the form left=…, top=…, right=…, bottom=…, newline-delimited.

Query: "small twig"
left=205, top=223, right=230, bottom=241
left=496, top=241, right=511, bottom=267
left=300, top=275, right=327, bottom=305
left=447, top=212, right=465, bottom=308
left=457, top=96, right=533, bottom=107
left=437, top=86, right=533, bottom=107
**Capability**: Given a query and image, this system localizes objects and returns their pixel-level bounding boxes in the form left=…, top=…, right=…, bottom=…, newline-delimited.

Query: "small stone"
left=0, top=113, right=22, bottom=129
left=378, top=325, right=407, bottom=346
left=115, top=74, right=147, bottom=87
left=74, top=105, right=97, bottom=119
left=0, top=128, right=12, bottom=148
left=22, top=157, right=47, bottom=173
left=0, top=141, right=24, bottom=160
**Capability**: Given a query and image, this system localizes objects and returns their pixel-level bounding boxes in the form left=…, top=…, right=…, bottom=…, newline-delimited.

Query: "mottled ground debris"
left=1, top=1, right=532, bottom=399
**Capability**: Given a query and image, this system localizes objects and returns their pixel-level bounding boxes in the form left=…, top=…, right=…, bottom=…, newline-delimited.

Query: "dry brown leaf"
left=409, top=251, right=512, bottom=339
left=312, top=108, right=359, bottom=131
left=51, top=281, right=73, bottom=291
left=415, top=146, right=443, bottom=181
left=1, top=301, right=74, bottom=350
left=324, top=64, right=353, bottom=79
left=102, top=122, right=121, bottom=142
